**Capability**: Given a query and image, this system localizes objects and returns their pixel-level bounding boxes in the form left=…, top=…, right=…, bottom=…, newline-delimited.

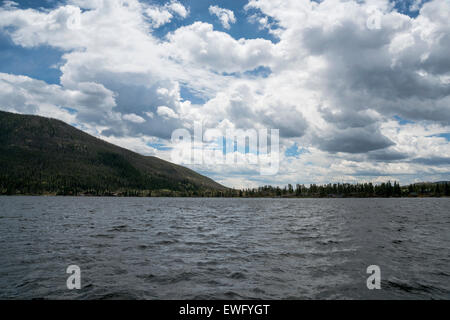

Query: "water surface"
left=0, top=197, right=449, bottom=299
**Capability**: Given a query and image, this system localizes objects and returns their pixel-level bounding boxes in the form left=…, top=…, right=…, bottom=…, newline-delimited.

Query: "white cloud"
left=145, top=0, right=188, bottom=28
left=2, top=1, right=18, bottom=9
left=157, top=106, right=179, bottom=119
left=409, top=0, right=424, bottom=12
left=168, top=1, right=188, bottom=18
left=208, top=5, right=236, bottom=29
left=0, top=0, right=449, bottom=187
left=145, top=7, right=173, bottom=29
left=122, top=113, right=146, bottom=123
left=165, top=22, right=276, bottom=73
left=0, top=72, right=116, bottom=118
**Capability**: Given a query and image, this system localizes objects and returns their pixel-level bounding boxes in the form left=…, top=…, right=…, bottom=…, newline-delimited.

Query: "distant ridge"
left=414, top=181, right=450, bottom=185
left=0, top=110, right=226, bottom=196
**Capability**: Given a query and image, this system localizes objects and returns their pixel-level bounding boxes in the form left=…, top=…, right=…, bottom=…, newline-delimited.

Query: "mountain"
left=0, top=110, right=226, bottom=196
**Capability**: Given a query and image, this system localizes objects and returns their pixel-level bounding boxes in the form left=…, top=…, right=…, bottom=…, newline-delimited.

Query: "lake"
left=0, top=197, right=449, bottom=299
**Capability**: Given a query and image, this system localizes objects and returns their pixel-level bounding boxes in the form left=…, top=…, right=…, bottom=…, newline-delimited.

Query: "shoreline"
left=1, top=194, right=449, bottom=199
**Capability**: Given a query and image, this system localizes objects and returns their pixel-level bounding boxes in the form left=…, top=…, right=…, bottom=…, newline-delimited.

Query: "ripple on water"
left=0, top=197, right=449, bottom=299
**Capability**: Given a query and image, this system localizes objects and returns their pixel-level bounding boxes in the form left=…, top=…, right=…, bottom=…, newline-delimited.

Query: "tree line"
left=1, top=176, right=449, bottom=197
left=230, top=181, right=450, bottom=198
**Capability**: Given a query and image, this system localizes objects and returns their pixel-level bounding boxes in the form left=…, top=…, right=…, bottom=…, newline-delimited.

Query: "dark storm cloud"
left=228, top=95, right=308, bottom=138
left=299, top=7, right=450, bottom=130
left=411, top=157, right=450, bottom=166
left=319, top=107, right=378, bottom=129
left=314, top=126, right=394, bottom=154
left=262, top=106, right=308, bottom=138
left=367, top=149, right=409, bottom=162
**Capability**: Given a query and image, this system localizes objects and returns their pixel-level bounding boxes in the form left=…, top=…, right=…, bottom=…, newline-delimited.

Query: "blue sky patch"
left=0, top=31, right=63, bottom=84
left=244, top=66, right=272, bottom=78
left=285, top=143, right=309, bottom=158
left=393, top=115, right=415, bottom=125
left=428, top=133, right=450, bottom=141
left=149, top=0, right=278, bottom=42
left=147, top=142, right=171, bottom=150
left=180, top=85, right=207, bottom=105
left=62, top=107, right=78, bottom=115
left=392, top=0, right=431, bottom=17
left=7, top=0, right=61, bottom=10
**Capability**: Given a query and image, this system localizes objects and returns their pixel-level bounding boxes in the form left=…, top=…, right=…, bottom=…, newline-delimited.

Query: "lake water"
left=0, top=197, right=449, bottom=299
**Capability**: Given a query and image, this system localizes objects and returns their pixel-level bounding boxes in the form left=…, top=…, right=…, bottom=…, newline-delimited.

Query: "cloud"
left=0, top=72, right=115, bottom=120
left=157, top=106, right=179, bottom=119
left=145, top=6, right=173, bottom=29
left=122, top=113, right=146, bottom=123
left=208, top=5, right=236, bottom=29
left=167, top=1, right=188, bottom=18
left=246, top=0, right=450, bottom=124
left=0, top=0, right=449, bottom=187
left=0, top=0, right=192, bottom=139
left=165, top=22, right=276, bottom=73
left=412, top=157, right=450, bottom=166
left=313, top=126, right=395, bottom=154
left=145, top=1, right=188, bottom=29
left=366, top=149, right=409, bottom=162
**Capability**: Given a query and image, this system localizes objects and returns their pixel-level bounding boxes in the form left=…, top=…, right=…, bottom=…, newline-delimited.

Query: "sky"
left=0, top=0, right=449, bottom=188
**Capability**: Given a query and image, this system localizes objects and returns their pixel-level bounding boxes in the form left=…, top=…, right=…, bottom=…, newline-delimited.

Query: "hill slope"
left=0, top=111, right=226, bottom=195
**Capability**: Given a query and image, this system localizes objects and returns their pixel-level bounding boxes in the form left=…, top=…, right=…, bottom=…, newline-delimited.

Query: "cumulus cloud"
left=122, top=113, right=146, bottom=123
left=145, top=1, right=188, bottom=29
left=145, top=6, right=173, bottom=29
left=313, top=126, right=395, bottom=154
left=0, top=72, right=116, bottom=121
left=0, top=0, right=192, bottom=139
left=0, top=0, right=449, bottom=187
left=157, top=106, right=179, bottom=119
left=409, top=0, right=424, bottom=12
left=367, top=149, right=409, bottom=162
left=208, top=5, right=236, bottom=29
left=167, top=1, right=188, bottom=18
left=165, top=22, right=276, bottom=73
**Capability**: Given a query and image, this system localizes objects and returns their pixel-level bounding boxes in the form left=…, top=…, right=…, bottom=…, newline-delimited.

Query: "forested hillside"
left=0, top=111, right=225, bottom=196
